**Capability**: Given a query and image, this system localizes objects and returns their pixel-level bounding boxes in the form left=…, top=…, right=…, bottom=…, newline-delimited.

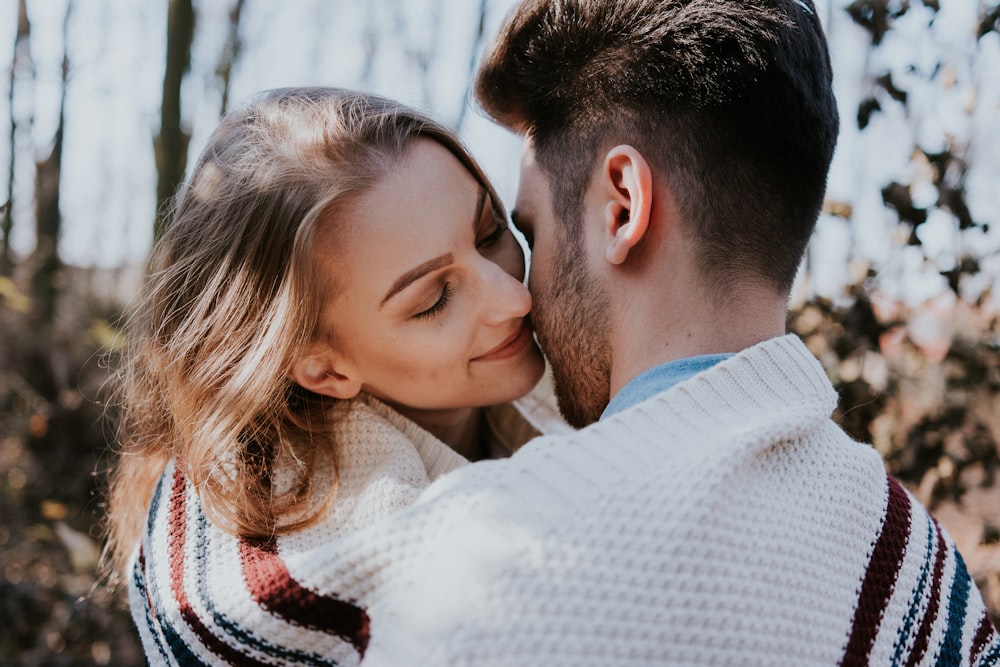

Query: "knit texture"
left=129, top=380, right=567, bottom=667
left=129, top=336, right=999, bottom=666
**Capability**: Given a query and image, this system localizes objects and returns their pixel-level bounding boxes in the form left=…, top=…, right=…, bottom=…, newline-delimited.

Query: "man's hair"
left=475, top=0, right=839, bottom=294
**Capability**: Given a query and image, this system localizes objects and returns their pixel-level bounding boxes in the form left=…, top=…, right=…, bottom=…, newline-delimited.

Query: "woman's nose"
left=479, top=259, right=532, bottom=325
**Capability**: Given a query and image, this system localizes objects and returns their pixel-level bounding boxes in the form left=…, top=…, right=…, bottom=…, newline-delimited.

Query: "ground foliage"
left=0, top=272, right=141, bottom=666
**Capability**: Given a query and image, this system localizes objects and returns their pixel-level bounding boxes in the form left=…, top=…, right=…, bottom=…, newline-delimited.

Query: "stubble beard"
left=533, top=245, right=611, bottom=429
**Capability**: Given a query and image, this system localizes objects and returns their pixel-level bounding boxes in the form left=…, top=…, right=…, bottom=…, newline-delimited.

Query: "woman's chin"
left=506, top=341, right=547, bottom=401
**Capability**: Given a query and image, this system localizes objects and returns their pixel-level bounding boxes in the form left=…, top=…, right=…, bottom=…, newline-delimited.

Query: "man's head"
left=475, top=0, right=839, bottom=426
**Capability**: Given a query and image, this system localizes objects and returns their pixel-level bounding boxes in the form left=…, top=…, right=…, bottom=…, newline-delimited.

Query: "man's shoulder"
left=414, top=334, right=857, bottom=518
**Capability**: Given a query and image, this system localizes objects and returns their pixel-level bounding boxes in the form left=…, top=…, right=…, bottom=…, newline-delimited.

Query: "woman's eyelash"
left=414, top=283, right=453, bottom=320
left=476, top=218, right=508, bottom=248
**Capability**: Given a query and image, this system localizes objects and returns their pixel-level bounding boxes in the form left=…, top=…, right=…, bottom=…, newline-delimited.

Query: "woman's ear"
left=291, top=349, right=362, bottom=400
left=601, top=145, right=653, bottom=266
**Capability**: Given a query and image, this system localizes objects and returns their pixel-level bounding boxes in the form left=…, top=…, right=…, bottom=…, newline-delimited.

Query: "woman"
left=104, top=87, right=566, bottom=665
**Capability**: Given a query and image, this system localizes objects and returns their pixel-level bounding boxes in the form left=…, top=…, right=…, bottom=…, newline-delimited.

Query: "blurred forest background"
left=0, top=0, right=999, bottom=664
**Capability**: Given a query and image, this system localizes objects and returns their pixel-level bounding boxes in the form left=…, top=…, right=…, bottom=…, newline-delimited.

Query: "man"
left=118, top=3, right=998, bottom=664
left=357, top=1, right=1000, bottom=664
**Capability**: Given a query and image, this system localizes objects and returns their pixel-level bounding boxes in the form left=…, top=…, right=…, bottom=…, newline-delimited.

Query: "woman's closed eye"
left=476, top=216, right=509, bottom=250
left=413, top=282, right=453, bottom=320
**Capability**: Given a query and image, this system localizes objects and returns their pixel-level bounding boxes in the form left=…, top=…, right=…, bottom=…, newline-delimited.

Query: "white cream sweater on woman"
left=130, top=335, right=999, bottom=666
left=130, top=375, right=568, bottom=666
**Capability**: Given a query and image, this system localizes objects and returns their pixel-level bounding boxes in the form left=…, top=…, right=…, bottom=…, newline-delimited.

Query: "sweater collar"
left=583, top=334, right=838, bottom=460
left=601, top=353, right=735, bottom=420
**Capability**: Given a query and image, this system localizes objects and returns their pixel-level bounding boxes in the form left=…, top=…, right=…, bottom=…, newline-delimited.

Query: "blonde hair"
left=103, top=88, right=500, bottom=583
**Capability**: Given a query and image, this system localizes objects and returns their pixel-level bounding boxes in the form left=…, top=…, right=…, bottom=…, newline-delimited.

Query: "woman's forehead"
left=312, top=139, right=484, bottom=293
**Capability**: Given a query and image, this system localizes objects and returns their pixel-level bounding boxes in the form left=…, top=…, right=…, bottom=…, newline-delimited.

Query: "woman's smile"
left=472, top=319, right=533, bottom=363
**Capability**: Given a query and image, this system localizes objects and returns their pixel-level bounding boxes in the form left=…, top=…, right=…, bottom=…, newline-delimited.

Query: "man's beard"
left=532, top=246, right=611, bottom=429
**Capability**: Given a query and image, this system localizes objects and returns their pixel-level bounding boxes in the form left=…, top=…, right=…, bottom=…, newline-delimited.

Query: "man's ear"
left=291, top=348, right=362, bottom=400
left=601, top=145, right=653, bottom=266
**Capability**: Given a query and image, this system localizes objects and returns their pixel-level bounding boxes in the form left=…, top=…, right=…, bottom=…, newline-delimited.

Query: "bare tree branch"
left=217, top=0, right=246, bottom=116
left=391, top=0, right=442, bottom=110
left=360, top=2, right=379, bottom=87
left=454, top=0, right=489, bottom=133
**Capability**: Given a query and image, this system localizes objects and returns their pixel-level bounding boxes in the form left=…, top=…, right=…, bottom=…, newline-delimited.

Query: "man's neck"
left=607, top=283, right=788, bottom=399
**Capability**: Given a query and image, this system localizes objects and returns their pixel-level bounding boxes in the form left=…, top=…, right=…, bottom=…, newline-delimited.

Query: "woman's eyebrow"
left=380, top=253, right=454, bottom=308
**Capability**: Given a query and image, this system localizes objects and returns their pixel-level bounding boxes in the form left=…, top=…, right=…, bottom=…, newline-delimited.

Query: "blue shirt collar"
left=600, top=353, right=734, bottom=420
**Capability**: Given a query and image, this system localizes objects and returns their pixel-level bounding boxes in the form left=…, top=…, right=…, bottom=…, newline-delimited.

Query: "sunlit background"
left=1, top=1, right=999, bottom=664
left=5, top=0, right=1000, bottom=301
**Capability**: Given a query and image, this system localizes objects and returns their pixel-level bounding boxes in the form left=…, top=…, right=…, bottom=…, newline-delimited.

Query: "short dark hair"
left=475, top=0, right=839, bottom=293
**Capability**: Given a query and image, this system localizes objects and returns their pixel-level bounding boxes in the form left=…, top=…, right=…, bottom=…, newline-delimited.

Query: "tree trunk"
left=28, top=1, right=70, bottom=326
left=1, top=0, right=30, bottom=276
left=154, top=0, right=194, bottom=241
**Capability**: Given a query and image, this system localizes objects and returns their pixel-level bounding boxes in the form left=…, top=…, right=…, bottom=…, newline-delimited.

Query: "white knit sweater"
left=130, top=335, right=999, bottom=666
left=129, top=376, right=568, bottom=666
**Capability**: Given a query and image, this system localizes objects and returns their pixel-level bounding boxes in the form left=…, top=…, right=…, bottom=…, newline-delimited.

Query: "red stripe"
left=904, top=519, right=947, bottom=666
left=842, top=475, right=912, bottom=666
left=167, top=467, right=269, bottom=665
left=971, top=608, right=999, bottom=661
left=240, top=535, right=371, bottom=657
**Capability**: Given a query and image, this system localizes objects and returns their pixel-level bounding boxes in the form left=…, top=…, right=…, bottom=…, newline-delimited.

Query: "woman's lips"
left=472, top=320, right=532, bottom=362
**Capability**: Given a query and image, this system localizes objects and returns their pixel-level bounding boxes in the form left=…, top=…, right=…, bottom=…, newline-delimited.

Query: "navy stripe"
left=142, top=472, right=210, bottom=666
left=191, top=505, right=340, bottom=666
left=906, top=523, right=949, bottom=667
left=980, top=638, right=1000, bottom=665
left=973, top=610, right=1000, bottom=666
left=936, top=550, right=971, bottom=667
left=893, top=517, right=935, bottom=665
left=134, top=545, right=173, bottom=666
left=146, top=471, right=165, bottom=534
left=136, top=475, right=174, bottom=666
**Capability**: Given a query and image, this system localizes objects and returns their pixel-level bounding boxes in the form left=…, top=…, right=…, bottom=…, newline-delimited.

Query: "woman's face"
left=310, top=138, right=545, bottom=412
